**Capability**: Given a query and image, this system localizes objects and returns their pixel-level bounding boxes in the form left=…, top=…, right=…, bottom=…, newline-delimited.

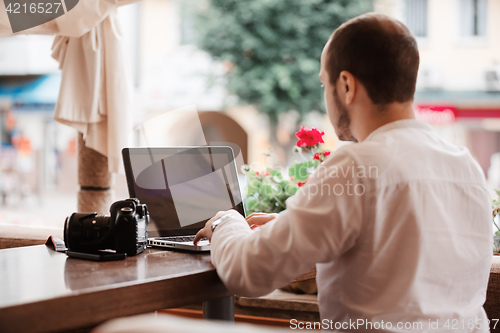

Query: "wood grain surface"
left=0, top=245, right=229, bottom=333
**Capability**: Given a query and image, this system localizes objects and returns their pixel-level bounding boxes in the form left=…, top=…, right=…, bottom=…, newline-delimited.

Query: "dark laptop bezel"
left=122, top=146, right=245, bottom=237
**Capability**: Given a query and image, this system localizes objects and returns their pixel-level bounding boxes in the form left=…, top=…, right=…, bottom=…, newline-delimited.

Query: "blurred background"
left=0, top=0, right=499, bottom=228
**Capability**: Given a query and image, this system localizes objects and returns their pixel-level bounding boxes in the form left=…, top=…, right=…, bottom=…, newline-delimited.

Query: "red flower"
left=313, top=151, right=331, bottom=161
left=295, top=126, right=325, bottom=148
left=296, top=174, right=312, bottom=187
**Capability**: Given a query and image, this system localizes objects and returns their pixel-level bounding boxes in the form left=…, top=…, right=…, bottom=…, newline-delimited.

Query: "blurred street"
left=0, top=190, right=76, bottom=229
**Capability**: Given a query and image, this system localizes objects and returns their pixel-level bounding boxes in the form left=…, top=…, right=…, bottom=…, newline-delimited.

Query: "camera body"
left=64, top=198, right=149, bottom=256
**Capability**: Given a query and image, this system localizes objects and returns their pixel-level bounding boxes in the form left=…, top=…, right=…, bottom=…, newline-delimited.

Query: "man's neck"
left=354, top=101, right=416, bottom=142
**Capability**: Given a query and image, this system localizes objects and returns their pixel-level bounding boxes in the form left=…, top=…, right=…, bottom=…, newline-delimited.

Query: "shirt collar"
left=364, top=119, right=433, bottom=142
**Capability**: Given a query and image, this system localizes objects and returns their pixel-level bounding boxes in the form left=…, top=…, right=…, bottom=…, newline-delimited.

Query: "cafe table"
left=0, top=245, right=233, bottom=333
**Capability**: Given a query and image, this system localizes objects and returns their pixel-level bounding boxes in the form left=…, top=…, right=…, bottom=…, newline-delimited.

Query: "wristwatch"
left=211, top=214, right=232, bottom=232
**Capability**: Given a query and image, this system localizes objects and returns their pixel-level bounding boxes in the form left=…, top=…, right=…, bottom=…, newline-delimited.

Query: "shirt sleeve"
left=210, top=150, right=366, bottom=297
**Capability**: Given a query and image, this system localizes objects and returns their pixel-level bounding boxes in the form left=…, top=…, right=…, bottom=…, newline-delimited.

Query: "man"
left=194, top=13, right=492, bottom=332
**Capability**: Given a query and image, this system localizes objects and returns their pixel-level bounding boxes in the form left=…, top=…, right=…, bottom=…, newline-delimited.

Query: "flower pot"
left=494, top=234, right=500, bottom=254
left=280, top=267, right=317, bottom=294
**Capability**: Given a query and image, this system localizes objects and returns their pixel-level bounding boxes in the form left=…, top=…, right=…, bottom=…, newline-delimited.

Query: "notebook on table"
left=122, top=146, right=246, bottom=252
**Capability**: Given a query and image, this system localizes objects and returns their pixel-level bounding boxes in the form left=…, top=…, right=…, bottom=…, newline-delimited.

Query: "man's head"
left=319, top=13, right=419, bottom=141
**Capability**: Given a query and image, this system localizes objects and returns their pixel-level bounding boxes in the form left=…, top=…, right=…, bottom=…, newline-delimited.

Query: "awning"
left=0, top=74, right=61, bottom=111
left=415, top=90, right=500, bottom=107
left=414, top=90, right=500, bottom=124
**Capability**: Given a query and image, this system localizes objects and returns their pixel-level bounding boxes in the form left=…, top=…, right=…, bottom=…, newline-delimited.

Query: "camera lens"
left=64, top=212, right=112, bottom=252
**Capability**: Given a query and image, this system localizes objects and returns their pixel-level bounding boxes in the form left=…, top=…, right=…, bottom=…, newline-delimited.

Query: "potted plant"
left=241, top=126, right=330, bottom=294
left=242, top=126, right=330, bottom=214
left=493, top=190, right=500, bottom=254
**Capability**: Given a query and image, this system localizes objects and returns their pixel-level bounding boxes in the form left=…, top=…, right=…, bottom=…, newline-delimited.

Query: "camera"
left=64, top=198, right=149, bottom=256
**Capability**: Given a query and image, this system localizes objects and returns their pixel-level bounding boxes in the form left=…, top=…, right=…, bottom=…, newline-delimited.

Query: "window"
left=179, top=0, right=198, bottom=45
left=459, top=0, right=487, bottom=37
left=405, top=0, right=428, bottom=38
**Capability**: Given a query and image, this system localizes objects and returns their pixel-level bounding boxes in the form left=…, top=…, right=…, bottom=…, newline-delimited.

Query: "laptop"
left=122, top=146, right=246, bottom=252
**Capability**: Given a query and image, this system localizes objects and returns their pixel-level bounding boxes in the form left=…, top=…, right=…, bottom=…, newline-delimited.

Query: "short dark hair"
left=326, top=13, right=419, bottom=105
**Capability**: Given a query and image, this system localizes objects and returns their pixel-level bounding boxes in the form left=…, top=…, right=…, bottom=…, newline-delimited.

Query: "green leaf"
left=267, top=167, right=282, bottom=179
left=493, top=190, right=500, bottom=208
left=289, top=161, right=316, bottom=182
left=245, top=180, right=261, bottom=197
left=245, top=199, right=260, bottom=212
left=495, top=189, right=500, bottom=204
left=281, top=181, right=299, bottom=197
left=261, top=184, right=275, bottom=198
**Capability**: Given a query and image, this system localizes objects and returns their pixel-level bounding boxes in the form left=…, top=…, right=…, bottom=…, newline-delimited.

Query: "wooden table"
left=0, top=245, right=233, bottom=333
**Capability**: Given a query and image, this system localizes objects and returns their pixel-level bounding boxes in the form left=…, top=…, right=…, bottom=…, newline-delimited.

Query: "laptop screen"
left=122, top=147, right=245, bottom=237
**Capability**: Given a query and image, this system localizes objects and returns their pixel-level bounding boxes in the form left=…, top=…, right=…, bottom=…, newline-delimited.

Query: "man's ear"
left=337, top=70, right=356, bottom=105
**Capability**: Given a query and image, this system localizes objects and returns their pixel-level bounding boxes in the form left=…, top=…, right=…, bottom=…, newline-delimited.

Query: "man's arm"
left=193, top=212, right=278, bottom=245
left=198, top=152, right=366, bottom=297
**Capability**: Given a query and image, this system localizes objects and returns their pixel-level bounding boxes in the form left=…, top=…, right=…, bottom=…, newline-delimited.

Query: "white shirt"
left=211, top=120, right=493, bottom=332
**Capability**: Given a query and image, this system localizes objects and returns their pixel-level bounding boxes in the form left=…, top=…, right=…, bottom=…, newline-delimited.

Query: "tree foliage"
left=195, top=0, right=373, bottom=124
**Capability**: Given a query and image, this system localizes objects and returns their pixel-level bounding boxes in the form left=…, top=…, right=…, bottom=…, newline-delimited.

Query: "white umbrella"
left=0, top=0, right=139, bottom=173
left=1, top=0, right=139, bottom=213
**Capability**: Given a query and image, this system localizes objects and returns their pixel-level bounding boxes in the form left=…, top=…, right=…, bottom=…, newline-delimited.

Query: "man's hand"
left=245, top=213, right=279, bottom=229
left=193, top=210, right=236, bottom=245
left=193, top=211, right=278, bottom=245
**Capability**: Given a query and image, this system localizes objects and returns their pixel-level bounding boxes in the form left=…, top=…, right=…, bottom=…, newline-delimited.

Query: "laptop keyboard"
left=157, top=235, right=196, bottom=242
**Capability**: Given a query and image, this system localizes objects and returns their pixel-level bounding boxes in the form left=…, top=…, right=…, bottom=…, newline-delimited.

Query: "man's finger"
left=193, top=231, right=203, bottom=245
left=246, top=213, right=278, bottom=226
